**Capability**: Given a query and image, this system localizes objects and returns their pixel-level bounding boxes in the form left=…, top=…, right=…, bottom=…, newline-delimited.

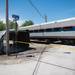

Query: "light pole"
left=6, top=0, right=9, bottom=55
left=45, top=15, right=48, bottom=22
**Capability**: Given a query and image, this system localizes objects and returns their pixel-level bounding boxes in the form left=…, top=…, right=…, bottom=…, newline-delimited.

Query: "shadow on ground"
left=0, top=45, right=36, bottom=55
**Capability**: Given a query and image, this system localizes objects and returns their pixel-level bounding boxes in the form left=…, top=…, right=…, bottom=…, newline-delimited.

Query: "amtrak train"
left=20, top=17, right=75, bottom=44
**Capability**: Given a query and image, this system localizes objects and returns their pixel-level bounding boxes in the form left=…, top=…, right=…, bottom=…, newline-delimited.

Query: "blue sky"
left=0, top=0, right=75, bottom=25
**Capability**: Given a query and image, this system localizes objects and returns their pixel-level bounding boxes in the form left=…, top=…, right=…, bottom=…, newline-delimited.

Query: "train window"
left=72, top=26, right=75, bottom=31
left=54, top=28, right=61, bottom=31
left=39, top=29, right=44, bottom=32
left=34, top=30, right=38, bottom=32
left=63, top=27, right=73, bottom=31
left=29, top=30, right=33, bottom=33
left=46, top=28, right=53, bottom=32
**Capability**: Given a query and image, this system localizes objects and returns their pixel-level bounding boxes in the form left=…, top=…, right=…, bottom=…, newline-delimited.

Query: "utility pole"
left=45, top=15, right=48, bottom=22
left=6, top=0, right=9, bottom=55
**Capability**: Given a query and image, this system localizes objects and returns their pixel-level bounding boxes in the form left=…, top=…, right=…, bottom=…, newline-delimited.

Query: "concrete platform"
left=0, top=44, right=75, bottom=75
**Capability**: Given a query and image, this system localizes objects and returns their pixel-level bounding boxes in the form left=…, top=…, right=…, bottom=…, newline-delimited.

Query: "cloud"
left=0, top=18, right=6, bottom=23
left=17, top=20, right=25, bottom=26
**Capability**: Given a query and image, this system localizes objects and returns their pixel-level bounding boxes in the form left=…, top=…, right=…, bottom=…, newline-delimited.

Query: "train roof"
left=19, top=17, right=75, bottom=30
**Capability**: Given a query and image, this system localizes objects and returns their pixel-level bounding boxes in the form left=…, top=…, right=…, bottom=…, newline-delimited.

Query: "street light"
left=6, top=0, right=9, bottom=55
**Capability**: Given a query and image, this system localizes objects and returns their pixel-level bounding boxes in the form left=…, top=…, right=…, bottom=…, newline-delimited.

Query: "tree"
left=0, top=20, right=17, bottom=31
left=0, top=21, right=5, bottom=31
left=21, top=20, right=34, bottom=27
left=9, top=20, right=16, bottom=29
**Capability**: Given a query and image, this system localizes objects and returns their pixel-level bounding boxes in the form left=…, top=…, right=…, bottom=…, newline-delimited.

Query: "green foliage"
left=0, top=20, right=17, bottom=31
left=0, top=21, right=5, bottom=31
left=22, top=20, right=34, bottom=27
left=9, top=20, right=16, bottom=29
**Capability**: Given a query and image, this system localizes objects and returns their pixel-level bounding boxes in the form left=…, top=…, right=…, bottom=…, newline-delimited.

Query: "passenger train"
left=19, top=17, right=75, bottom=44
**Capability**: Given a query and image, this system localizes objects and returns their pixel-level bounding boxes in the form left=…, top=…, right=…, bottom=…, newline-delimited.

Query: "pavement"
left=0, top=43, right=75, bottom=75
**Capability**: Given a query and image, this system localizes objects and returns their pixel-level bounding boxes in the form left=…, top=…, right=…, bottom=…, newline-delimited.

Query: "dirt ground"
left=0, top=43, right=48, bottom=64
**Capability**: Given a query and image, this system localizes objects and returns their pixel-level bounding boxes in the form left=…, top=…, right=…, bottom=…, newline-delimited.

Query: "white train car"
left=19, top=17, right=75, bottom=44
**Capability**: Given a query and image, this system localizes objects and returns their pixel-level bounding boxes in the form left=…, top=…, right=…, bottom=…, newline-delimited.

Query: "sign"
left=12, top=15, right=19, bottom=21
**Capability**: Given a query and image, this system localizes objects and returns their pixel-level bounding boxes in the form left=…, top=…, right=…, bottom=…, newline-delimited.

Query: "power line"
left=28, top=0, right=44, bottom=19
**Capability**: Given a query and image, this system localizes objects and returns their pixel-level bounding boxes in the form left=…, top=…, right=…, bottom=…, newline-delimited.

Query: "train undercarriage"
left=30, top=36, right=75, bottom=45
